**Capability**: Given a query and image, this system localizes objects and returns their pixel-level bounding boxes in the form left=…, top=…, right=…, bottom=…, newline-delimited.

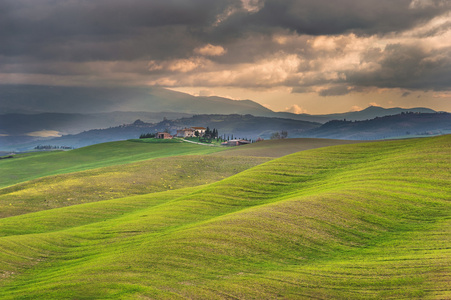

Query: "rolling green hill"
left=0, top=135, right=449, bottom=299
left=0, top=140, right=225, bottom=188
left=214, top=137, right=365, bottom=157
left=0, top=138, right=362, bottom=218
left=0, top=155, right=269, bottom=218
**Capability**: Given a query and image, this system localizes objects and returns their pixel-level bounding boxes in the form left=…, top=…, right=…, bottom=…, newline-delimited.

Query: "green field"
left=0, top=140, right=225, bottom=188
left=0, top=136, right=449, bottom=299
left=0, top=155, right=269, bottom=218
left=214, top=137, right=365, bottom=157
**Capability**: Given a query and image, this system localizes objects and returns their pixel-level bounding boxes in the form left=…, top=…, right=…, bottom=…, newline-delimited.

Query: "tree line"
left=34, top=145, right=74, bottom=150
left=139, top=133, right=156, bottom=139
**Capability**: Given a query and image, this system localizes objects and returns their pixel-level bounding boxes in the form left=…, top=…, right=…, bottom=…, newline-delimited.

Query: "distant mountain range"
left=276, top=105, right=438, bottom=123
left=0, top=84, right=448, bottom=151
left=0, top=84, right=437, bottom=119
left=3, top=115, right=320, bottom=150
left=306, top=112, right=451, bottom=140
left=0, top=85, right=272, bottom=115
left=0, top=111, right=193, bottom=136
left=0, top=106, right=438, bottom=139
left=2, top=112, right=449, bottom=151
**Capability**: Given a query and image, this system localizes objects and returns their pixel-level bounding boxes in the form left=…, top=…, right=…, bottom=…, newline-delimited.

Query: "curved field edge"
left=0, top=155, right=269, bottom=218
left=0, top=135, right=449, bottom=299
left=212, top=137, right=366, bottom=158
left=0, top=140, right=226, bottom=188
left=0, top=137, right=364, bottom=189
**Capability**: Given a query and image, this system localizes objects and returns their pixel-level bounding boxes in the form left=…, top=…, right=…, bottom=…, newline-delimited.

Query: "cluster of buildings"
left=155, top=127, right=207, bottom=139
left=176, top=127, right=206, bottom=138
left=154, top=126, right=253, bottom=147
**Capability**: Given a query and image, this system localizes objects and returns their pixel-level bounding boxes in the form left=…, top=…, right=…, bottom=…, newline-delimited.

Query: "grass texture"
left=0, top=135, right=449, bottom=299
left=0, top=155, right=269, bottom=218
left=0, top=140, right=225, bottom=188
left=213, top=137, right=365, bottom=157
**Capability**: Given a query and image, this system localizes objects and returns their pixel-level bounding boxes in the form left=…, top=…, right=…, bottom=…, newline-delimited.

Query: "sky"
left=1, top=0, right=451, bottom=114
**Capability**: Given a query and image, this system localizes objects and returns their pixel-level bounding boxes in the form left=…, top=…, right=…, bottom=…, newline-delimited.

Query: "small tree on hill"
left=270, top=132, right=280, bottom=139
left=270, top=131, right=288, bottom=140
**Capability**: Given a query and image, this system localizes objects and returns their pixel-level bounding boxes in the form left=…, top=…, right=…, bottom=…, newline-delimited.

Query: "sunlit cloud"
left=148, top=57, right=210, bottom=73
left=194, top=44, right=227, bottom=56
left=26, top=130, right=62, bottom=137
left=284, top=104, right=308, bottom=114
left=241, top=0, right=264, bottom=13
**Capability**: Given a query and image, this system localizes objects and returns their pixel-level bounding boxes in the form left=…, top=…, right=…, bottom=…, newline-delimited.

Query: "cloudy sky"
left=1, top=0, right=451, bottom=114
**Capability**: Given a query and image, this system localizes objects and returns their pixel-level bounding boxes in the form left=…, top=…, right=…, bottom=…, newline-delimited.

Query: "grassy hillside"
left=0, top=140, right=225, bottom=188
left=0, top=155, right=269, bottom=218
left=214, top=137, right=365, bottom=157
left=0, top=137, right=364, bottom=189
left=0, top=135, right=449, bottom=299
left=0, top=138, right=364, bottom=218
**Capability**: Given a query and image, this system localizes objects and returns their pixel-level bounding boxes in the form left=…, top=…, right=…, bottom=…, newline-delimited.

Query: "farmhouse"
left=155, top=132, right=173, bottom=139
left=176, top=128, right=195, bottom=138
left=191, top=127, right=206, bottom=136
left=176, top=127, right=206, bottom=138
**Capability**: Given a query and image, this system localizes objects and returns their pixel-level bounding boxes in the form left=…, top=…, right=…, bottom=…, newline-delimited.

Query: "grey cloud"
left=291, top=87, right=315, bottom=94
left=319, top=86, right=351, bottom=97
left=2, top=0, right=450, bottom=63
left=346, top=44, right=451, bottom=91
left=1, top=0, right=451, bottom=95
left=244, top=0, right=451, bottom=36
left=0, top=0, right=236, bottom=61
left=413, top=21, right=451, bottom=38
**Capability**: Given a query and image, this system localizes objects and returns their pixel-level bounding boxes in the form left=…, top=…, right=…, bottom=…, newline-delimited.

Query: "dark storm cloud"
left=2, top=0, right=449, bottom=61
left=319, top=86, right=351, bottom=97
left=1, top=0, right=451, bottom=95
left=237, top=0, right=451, bottom=36
left=346, top=44, right=451, bottom=91
left=0, top=0, right=235, bottom=61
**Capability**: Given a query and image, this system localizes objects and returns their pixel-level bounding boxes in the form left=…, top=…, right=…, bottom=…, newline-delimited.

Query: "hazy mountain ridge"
left=305, top=112, right=451, bottom=140
left=3, top=112, right=449, bottom=151
left=0, top=84, right=447, bottom=150
left=0, top=85, right=272, bottom=115
left=275, top=105, right=438, bottom=122
left=13, top=115, right=321, bottom=149
left=0, top=84, right=437, bottom=119
left=1, top=106, right=437, bottom=139
left=0, top=111, right=193, bottom=136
